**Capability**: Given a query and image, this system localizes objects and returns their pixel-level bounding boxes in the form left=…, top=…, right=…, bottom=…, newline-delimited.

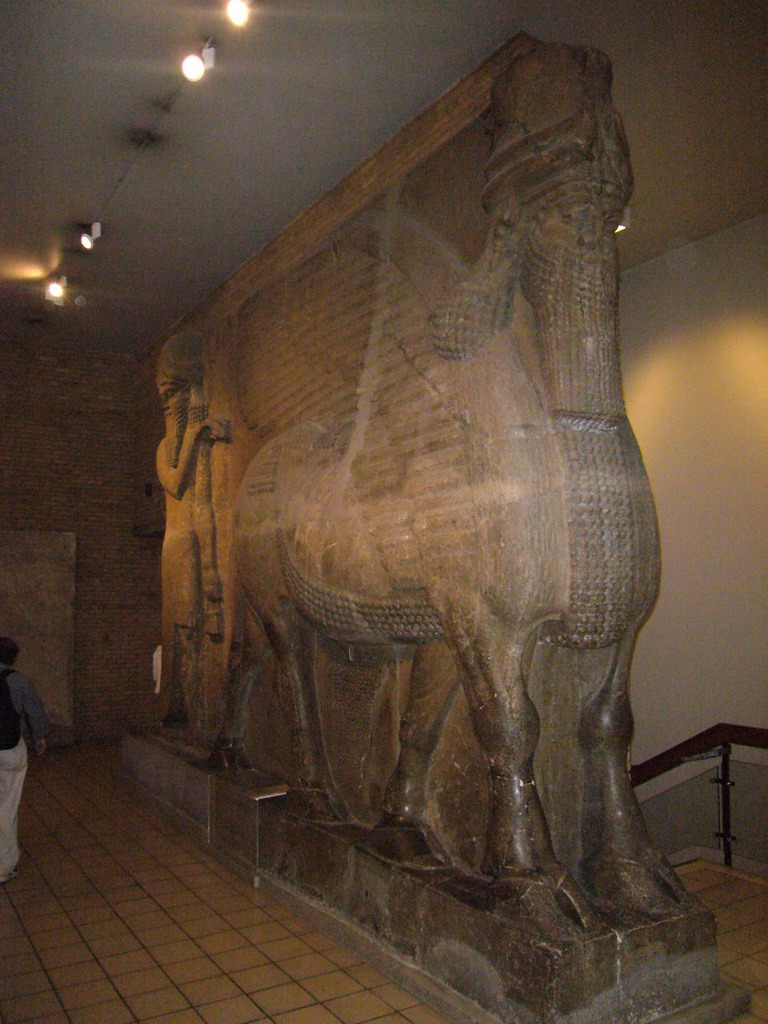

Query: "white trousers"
left=0, top=737, right=27, bottom=877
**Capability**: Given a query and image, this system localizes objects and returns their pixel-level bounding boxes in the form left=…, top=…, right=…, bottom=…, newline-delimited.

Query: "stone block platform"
left=122, top=731, right=748, bottom=1024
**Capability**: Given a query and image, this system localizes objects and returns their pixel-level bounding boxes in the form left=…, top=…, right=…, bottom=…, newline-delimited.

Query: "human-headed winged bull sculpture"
left=233, top=37, right=683, bottom=919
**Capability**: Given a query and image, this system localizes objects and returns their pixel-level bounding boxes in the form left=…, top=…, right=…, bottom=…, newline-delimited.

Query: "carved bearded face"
left=157, top=332, right=205, bottom=469
left=158, top=380, right=190, bottom=469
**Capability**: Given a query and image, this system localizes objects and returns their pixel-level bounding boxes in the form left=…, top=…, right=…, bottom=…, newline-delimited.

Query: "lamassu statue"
left=233, top=39, right=682, bottom=919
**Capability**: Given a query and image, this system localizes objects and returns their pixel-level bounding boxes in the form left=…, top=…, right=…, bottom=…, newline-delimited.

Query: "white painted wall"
left=620, top=214, right=768, bottom=764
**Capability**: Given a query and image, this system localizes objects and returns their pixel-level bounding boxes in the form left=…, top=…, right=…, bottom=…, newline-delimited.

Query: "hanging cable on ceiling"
left=64, top=10, right=254, bottom=308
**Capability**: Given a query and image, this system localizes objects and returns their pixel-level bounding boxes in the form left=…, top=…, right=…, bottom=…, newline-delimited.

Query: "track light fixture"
left=46, top=276, right=67, bottom=305
left=80, top=221, right=102, bottom=250
left=51, top=17, right=238, bottom=309
left=182, top=38, right=216, bottom=82
left=227, top=0, right=250, bottom=26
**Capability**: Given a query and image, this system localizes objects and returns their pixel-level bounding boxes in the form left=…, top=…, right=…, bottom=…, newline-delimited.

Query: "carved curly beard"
left=167, top=387, right=190, bottom=469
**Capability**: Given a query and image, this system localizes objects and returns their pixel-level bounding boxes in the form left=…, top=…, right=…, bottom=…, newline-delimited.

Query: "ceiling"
left=2, top=0, right=766, bottom=354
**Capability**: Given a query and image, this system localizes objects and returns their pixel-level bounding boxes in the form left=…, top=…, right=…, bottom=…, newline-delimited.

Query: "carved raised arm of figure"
left=156, top=383, right=211, bottom=500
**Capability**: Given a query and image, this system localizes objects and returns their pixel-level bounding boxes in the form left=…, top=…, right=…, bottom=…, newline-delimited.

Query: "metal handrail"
left=631, top=723, right=768, bottom=868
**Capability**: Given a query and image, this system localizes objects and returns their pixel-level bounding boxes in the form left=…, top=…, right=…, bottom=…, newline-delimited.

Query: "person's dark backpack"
left=0, top=668, right=21, bottom=750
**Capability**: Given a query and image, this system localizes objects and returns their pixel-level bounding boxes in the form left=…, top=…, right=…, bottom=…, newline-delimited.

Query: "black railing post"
left=712, top=742, right=736, bottom=867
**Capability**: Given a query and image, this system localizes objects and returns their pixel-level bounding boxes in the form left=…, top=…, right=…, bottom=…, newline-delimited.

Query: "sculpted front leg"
left=444, top=612, right=599, bottom=929
left=577, top=633, right=686, bottom=912
left=443, top=615, right=556, bottom=877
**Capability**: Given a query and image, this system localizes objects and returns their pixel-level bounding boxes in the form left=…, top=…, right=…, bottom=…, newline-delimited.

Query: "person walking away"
left=0, top=637, right=48, bottom=883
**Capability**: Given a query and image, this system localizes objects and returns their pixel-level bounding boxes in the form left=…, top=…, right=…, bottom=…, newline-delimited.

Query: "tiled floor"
left=676, top=859, right=768, bottom=1024
left=0, top=746, right=764, bottom=1024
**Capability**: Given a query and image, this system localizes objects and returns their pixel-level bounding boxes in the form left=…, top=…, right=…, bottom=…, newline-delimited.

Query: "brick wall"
left=133, top=349, right=165, bottom=537
left=0, top=334, right=163, bottom=740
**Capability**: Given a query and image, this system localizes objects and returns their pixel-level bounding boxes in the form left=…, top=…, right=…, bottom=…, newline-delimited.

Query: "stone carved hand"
left=201, top=417, right=232, bottom=444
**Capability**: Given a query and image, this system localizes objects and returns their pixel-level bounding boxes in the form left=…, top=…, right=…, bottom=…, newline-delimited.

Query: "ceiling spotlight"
left=182, top=38, right=216, bottom=82
left=227, top=0, right=250, bottom=26
left=80, top=221, right=102, bottom=250
left=615, top=206, right=631, bottom=233
left=46, top=276, right=67, bottom=305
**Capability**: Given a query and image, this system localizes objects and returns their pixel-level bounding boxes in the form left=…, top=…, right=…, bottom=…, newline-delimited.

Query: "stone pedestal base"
left=121, top=732, right=748, bottom=1024
left=258, top=802, right=747, bottom=1024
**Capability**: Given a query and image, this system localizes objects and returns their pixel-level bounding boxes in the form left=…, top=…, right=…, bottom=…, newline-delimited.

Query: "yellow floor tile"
left=37, top=942, right=95, bottom=969
left=68, top=998, right=136, bottom=1024
left=77, top=916, right=133, bottom=941
left=156, top=892, right=205, bottom=913
left=272, top=1006, right=340, bottom=1024
left=3, top=952, right=44, bottom=975
left=137, top=923, right=190, bottom=948
left=58, top=977, right=121, bottom=1010
left=126, top=909, right=176, bottom=932
left=181, top=914, right=229, bottom=938
left=721, top=922, right=768, bottom=957
left=177, top=974, right=243, bottom=1006
left=69, top=903, right=119, bottom=926
left=166, top=901, right=212, bottom=923
left=21, top=910, right=71, bottom=933
left=322, top=942, right=365, bottom=969
left=0, top=968, right=52, bottom=999
left=114, top=966, right=174, bottom=998
left=143, top=1010, right=206, bottom=1024
left=47, top=958, right=107, bottom=988
left=257, top=935, right=314, bottom=962
left=252, top=980, right=316, bottom=1016
left=163, top=956, right=222, bottom=985
left=88, top=932, right=144, bottom=958
left=301, top=969, right=365, bottom=1002
left=327, top=988, right=395, bottom=1023
left=0, top=988, right=63, bottom=1021
left=723, top=958, right=768, bottom=989
left=348, top=963, right=391, bottom=988
left=280, top=951, right=337, bottom=979
left=152, top=939, right=206, bottom=965
left=195, top=930, right=250, bottom=956
left=30, top=924, right=82, bottom=950
left=222, top=907, right=272, bottom=929
left=210, top=945, right=270, bottom=973
left=229, top=962, right=293, bottom=994
left=125, top=985, right=191, bottom=1020
left=372, top=982, right=421, bottom=1011
left=238, top=920, right=291, bottom=945
left=196, top=993, right=265, bottom=1024
left=402, top=1006, right=454, bottom=1024
left=101, top=948, right=158, bottom=976
left=301, top=929, right=338, bottom=952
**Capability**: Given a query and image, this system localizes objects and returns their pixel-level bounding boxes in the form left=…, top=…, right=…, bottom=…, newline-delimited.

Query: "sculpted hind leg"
left=577, top=630, right=685, bottom=911
left=382, top=642, right=459, bottom=830
left=257, top=598, right=329, bottom=790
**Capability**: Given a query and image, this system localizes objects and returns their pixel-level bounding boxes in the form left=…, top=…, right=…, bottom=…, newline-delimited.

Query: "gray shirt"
left=0, top=662, right=49, bottom=738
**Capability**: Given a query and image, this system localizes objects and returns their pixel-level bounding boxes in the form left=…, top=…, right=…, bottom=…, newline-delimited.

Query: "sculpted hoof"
left=581, top=850, right=687, bottom=916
